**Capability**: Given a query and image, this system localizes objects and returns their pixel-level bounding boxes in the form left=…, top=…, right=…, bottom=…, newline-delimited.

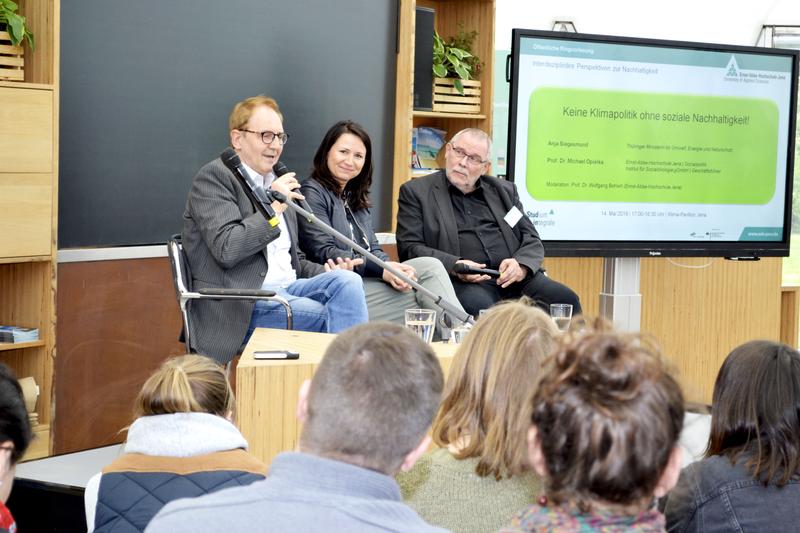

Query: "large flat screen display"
left=507, top=29, right=800, bottom=257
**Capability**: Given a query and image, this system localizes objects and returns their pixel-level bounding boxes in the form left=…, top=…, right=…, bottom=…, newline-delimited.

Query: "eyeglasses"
left=448, top=143, right=487, bottom=166
left=239, top=129, right=290, bottom=145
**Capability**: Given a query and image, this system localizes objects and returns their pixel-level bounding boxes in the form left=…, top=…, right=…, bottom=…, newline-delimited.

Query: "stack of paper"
left=0, top=326, right=39, bottom=343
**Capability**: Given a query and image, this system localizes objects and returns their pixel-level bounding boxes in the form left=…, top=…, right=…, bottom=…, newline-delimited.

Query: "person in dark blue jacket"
left=298, top=120, right=465, bottom=332
left=84, top=355, right=267, bottom=532
left=664, top=340, right=800, bottom=532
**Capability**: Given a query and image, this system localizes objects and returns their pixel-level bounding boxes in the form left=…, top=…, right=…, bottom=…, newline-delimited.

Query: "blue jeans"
left=244, top=270, right=367, bottom=344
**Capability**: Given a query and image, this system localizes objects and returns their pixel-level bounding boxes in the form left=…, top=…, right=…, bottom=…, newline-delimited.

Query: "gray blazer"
left=396, top=170, right=545, bottom=275
left=181, top=157, right=324, bottom=363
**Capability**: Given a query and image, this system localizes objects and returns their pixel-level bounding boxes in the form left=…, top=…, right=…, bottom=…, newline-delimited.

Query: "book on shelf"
left=411, top=126, right=446, bottom=170
left=0, top=326, right=39, bottom=344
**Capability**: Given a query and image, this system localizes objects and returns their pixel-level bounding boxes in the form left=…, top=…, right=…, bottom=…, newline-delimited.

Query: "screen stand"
left=599, top=258, right=642, bottom=331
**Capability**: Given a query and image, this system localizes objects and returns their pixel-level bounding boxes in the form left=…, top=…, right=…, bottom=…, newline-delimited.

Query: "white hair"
left=450, top=128, right=492, bottom=160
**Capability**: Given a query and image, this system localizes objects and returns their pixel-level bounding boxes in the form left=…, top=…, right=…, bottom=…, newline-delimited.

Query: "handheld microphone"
left=220, top=148, right=280, bottom=227
left=453, top=263, right=501, bottom=278
left=273, top=161, right=291, bottom=178
left=273, top=160, right=314, bottom=219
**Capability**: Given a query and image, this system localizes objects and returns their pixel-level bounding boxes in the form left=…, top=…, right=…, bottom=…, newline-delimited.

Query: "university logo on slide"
left=725, top=56, right=739, bottom=78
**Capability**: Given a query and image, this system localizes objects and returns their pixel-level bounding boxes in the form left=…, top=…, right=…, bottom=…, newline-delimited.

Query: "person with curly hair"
left=502, top=319, right=685, bottom=532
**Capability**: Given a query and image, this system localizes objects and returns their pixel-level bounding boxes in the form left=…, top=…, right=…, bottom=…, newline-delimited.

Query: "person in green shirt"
left=397, top=300, right=558, bottom=533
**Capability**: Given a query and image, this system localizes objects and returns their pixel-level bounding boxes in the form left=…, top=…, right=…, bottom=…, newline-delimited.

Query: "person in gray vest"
left=85, top=355, right=267, bottom=532
left=147, top=322, right=449, bottom=533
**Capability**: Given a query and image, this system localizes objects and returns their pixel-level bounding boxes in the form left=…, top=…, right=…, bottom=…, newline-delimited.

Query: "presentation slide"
left=511, top=36, right=795, bottom=244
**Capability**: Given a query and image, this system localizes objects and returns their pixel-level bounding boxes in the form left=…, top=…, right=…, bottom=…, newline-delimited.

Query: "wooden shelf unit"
left=0, top=0, right=59, bottom=460
left=0, top=341, right=47, bottom=353
left=391, top=0, right=496, bottom=228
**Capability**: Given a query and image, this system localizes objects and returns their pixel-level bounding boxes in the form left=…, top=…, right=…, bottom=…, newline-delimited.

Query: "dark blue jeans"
left=243, top=270, right=368, bottom=343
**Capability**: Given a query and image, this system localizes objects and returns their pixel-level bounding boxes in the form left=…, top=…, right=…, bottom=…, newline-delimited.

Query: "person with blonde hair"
left=84, top=355, right=266, bottom=532
left=502, top=319, right=685, bottom=532
left=397, top=300, right=559, bottom=533
left=147, top=322, right=447, bottom=533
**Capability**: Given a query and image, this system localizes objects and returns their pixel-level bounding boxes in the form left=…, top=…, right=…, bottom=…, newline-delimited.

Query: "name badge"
left=504, top=206, right=523, bottom=228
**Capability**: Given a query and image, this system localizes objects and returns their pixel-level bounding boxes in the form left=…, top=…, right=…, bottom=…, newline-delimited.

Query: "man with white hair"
left=397, top=128, right=581, bottom=317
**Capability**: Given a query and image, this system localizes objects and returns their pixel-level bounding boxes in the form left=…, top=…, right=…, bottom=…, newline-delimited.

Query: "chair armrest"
left=197, top=288, right=278, bottom=297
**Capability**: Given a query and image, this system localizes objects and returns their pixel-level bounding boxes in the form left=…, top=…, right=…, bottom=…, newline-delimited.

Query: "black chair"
left=167, top=235, right=292, bottom=357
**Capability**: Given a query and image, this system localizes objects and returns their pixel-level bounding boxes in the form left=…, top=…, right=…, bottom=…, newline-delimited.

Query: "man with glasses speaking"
left=181, top=96, right=368, bottom=364
left=397, top=128, right=581, bottom=318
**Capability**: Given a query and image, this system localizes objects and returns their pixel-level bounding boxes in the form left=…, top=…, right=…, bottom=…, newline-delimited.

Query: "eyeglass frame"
left=447, top=142, right=489, bottom=166
left=238, top=129, right=291, bottom=145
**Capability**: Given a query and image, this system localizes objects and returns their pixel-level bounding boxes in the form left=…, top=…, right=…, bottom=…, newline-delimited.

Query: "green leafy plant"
left=432, top=25, right=481, bottom=95
left=0, top=0, right=34, bottom=49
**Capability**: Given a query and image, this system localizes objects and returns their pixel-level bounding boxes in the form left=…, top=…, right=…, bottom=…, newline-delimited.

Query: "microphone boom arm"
left=270, top=190, right=475, bottom=328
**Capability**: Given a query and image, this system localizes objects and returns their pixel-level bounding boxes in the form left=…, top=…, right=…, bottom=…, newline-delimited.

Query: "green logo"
left=726, top=56, right=739, bottom=77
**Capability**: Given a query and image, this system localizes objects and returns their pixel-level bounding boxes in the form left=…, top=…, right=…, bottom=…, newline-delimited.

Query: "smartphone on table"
left=253, top=350, right=300, bottom=360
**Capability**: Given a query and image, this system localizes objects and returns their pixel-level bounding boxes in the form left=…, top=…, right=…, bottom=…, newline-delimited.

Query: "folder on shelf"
left=0, top=326, right=40, bottom=344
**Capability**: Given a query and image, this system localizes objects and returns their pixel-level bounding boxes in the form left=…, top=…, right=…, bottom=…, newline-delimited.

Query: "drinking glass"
left=550, top=303, right=573, bottom=331
left=450, top=324, right=472, bottom=345
left=405, top=309, right=436, bottom=344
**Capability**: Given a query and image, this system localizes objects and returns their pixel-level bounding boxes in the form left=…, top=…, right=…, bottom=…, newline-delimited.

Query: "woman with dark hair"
left=502, top=319, right=685, bottom=532
left=0, top=363, right=33, bottom=532
left=664, top=340, right=800, bottom=532
left=298, top=120, right=465, bottom=330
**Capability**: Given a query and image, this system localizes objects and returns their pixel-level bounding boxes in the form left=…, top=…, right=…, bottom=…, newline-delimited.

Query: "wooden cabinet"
left=390, top=0, right=496, bottom=227
left=0, top=0, right=59, bottom=460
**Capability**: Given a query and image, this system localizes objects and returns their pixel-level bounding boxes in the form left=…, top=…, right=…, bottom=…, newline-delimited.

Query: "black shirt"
left=448, top=179, right=511, bottom=270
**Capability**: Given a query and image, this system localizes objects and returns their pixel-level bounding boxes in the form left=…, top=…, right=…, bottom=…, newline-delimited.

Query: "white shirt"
left=242, top=163, right=297, bottom=289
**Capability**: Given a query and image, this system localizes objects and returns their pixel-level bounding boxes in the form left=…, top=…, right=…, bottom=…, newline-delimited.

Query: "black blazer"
left=396, top=170, right=545, bottom=275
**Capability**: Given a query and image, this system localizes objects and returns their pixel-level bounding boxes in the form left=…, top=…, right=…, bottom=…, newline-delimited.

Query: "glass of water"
left=550, top=303, right=573, bottom=331
left=450, top=324, right=473, bottom=345
left=405, top=309, right=436, bottom=344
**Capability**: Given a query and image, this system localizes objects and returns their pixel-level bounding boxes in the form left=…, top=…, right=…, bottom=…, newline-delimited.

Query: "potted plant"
left=432, top=29, right=478, bottom=94
left=0, top=0, right=34, bottom=48
left=431, top=25, right=482, bottom=113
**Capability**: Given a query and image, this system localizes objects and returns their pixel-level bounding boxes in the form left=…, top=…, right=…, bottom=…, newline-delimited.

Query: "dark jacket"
left=181, top=157, right=324, bottom=363
left=396, top=171, right=545, bottom=275
left=663, top=454, right=800, bottom=532
left=94, top=449, right=267, bottom=532
left=298, top=177, right=388, bottom=278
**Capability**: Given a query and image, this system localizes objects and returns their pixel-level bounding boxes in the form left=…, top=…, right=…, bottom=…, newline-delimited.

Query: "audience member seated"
left=298, top=120, right=465, bottom=332
left=502, top=319, right=685, bottom=532
left=146, top=322, right=448, bottom=533
left=0, top=364, right=33, bottom=532
left=397, top=300, right=558, bottom=533
left=84, top=355, right=267, bottom=532
left=663, top=340, right=800, bottom=532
